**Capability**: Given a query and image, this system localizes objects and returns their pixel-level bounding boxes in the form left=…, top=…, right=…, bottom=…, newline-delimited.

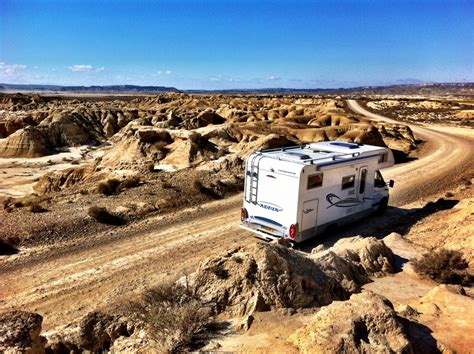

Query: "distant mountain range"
left=0, top=84, right=180, bottom=93
left=0, top=82, right=472, bottom=95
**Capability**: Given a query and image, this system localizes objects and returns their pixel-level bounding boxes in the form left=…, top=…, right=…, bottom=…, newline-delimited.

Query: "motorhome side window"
left=307, top=173, right=323, bottom=189
left=341, top=175, right=355, bottom=190
left=378, top=153, right=388, bottom=163
left=374, top=170, right=386, bottom=188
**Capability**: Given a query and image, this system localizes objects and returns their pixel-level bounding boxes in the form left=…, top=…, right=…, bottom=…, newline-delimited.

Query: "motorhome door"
left=358, top=166, right=368, bottom=210
left=302, top=198, right=319, bottom=232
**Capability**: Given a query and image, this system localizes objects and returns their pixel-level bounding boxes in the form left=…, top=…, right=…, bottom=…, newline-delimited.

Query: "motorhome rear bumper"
left=240, top=224, right=284, bottom=241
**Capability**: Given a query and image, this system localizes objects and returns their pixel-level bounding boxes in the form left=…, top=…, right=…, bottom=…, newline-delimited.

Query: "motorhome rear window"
left=307, top=173, right=323, bottom=189
left=341, top=175, right=355, bottom=190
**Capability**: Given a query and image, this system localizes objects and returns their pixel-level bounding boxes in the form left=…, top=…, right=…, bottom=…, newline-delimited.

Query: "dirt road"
left=347, top=100, right=474, bottom=206
left=1, top=102, right=473, bottom=332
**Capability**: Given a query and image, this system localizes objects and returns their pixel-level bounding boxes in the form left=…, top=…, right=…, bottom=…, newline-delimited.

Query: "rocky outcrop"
left=74, top=311, right=131, bottom=352
left=289, top=291, right=413, bottom=353
left=0, top=127, right=52, bottom=157
left=0, top=93, right=418, bottom=161
left=311, top=237, right=396, bottom=293
left=0, top=310, right=46, bottom=353
left=186, top=237, right=397, bottom=317
left=189, top=242, right=349, bottom=316
left=33, top=165, right=95, bottom=195
left=327, top=236, right=395, bottom=276
left=407, top=285, right=474, bottom=353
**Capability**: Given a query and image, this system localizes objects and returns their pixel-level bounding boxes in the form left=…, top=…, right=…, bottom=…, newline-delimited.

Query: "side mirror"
left=389, top=180, right=395, bottom=188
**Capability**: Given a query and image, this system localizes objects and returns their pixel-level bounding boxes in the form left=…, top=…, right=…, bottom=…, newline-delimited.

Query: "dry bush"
left=87, top=206, right=125, bottom=225
left=1, top=197, right=14, bottom=212
left=97, top=178, right=121, bottom=196
left=120, top=176, right=140, bottom=189
left=161, top=181, right=173, bottom=189
left=126, top=280, right=214, bottom=352
left=29, top=202, right=47, bottom=213
left=413, top=249, right=472, bottom=285
left=147, top=162, right=155, bottom=172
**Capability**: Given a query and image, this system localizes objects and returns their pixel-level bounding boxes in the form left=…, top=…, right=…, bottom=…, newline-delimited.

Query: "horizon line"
left=1, top=81, right=472, bottom=93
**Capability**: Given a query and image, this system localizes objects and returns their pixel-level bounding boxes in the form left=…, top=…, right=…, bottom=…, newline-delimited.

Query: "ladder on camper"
left=245, top=153, right=264, bottom=204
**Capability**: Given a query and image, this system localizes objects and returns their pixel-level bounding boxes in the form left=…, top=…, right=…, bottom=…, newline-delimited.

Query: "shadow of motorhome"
left=0, top=239, right=19, bottom=256
left=392, top=149, right=418, bottom=164
left=297, top=198, right=459, bottom=253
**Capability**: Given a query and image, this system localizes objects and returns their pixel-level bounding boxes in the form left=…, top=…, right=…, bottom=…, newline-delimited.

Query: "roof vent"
left=329, top=141, right=359, bottom=149
left=284, top=151, right=310, bottom=160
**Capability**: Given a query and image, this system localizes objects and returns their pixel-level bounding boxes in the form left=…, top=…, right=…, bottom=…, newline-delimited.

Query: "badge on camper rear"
left=258, top=202, right=283, bottom=212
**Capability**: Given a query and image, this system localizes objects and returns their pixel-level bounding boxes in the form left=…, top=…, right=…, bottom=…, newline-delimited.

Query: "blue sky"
left=0, top=0, right=472, bottom=89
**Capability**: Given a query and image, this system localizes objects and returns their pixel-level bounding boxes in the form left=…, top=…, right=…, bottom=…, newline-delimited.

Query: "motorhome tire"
left=378, top=197, right=388, bottom=214
left=325, top=223, right=338, bottom=235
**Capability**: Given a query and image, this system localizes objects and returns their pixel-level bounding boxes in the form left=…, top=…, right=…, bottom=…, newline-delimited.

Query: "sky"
left=0, top=0, right=472, bottom=89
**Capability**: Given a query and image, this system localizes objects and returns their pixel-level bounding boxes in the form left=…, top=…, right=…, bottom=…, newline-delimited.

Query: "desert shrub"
left=121, top=176, right=140, bottom=189
left=1, top=197, right=12, bottom=209
left=161, top=181, right=173, bottom=189
left=1, top=197, right=14, bottom=212
left=126, top=280, right=214, bottom=352
left=147, top=162, right=155, bottom=172
left=29, top=202, right=47, bottom=213
left=87, top=206, right=125, bottom=225
left=192, top=177, right=203, bottom=190
left=412, top=249, right=472, bottom=285
left=97, top=178, right=121, bottom=196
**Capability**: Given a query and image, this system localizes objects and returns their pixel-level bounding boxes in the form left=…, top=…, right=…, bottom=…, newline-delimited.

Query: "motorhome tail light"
left=241, top=208, right=248, bottom=221
left=289, top=223, right=297, bottom=238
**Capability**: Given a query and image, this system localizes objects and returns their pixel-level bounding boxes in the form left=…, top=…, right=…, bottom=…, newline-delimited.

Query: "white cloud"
left=156, top=70, right=172, bottom=75
left=268, top=75, right=281, bottom=81
left=0, top=62, right=27, bottom=77
left=210, top=74, right=223, bottom=81
left=68, top=64, right=105, bottom=72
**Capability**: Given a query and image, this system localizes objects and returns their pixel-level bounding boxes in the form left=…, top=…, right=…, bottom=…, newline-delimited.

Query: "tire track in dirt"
left=0, top=195, right=250, bottom=330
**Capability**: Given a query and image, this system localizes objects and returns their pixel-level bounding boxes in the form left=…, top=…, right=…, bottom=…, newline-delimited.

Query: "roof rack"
left=255, top=148, right=362, bottom=165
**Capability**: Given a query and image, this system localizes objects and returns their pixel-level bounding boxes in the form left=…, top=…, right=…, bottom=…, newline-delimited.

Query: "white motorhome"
left=240, top=141, right=394, bottom=243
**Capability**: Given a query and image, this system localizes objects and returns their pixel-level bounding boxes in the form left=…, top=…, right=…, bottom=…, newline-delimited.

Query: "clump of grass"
left=126, top=280, right=215, bottom=352
left=87, top=206, right=125, bottom=225
left=412, top=249, right=472, bottom=285
left=97, top=178, right=122, bottom=196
